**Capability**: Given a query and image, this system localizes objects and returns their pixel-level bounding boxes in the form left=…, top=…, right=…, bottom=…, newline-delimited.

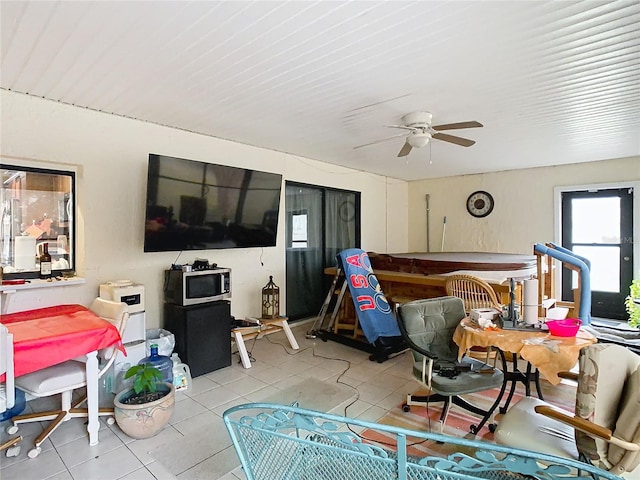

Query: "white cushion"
left=608, top=366, right=640, bottom=473
left=89, top=298, right=128, bottom=360
left=16, top=361, right=87, bottom=396
left=494, top=396, right=579, bottom=459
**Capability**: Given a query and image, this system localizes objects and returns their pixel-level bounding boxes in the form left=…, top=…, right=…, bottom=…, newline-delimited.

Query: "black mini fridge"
left=163, top=301, right=232, bottom=377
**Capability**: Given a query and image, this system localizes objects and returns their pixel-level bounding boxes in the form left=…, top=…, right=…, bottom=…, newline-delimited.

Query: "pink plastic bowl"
left=546, top=318, right=581, bottom=337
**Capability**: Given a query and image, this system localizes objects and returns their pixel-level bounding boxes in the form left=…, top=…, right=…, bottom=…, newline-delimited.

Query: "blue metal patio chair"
left=223, top=402, right=621, bottom=480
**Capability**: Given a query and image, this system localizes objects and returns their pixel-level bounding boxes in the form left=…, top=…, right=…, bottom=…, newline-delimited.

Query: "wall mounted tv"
left=144, top=154, right=283, bottom=252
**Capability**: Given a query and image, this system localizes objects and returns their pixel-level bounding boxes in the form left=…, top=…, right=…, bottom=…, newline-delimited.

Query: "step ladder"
left=306, top=268, right=356, bottom=339
left=307, top=265, right=407, bottom=363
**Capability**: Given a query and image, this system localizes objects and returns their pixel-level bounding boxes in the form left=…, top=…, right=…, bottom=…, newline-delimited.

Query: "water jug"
left=139, top=344, right=173, bottom=384
left=115, top=362, right=133, bottom=393
left=99, top=371, right=115, bottom=408
left=0, top=388, right=26, bottom=422
left=171, top=353, right=191, bottom=391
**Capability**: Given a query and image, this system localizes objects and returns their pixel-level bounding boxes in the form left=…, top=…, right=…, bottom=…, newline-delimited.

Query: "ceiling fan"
left=354, top=112, right=483, bottom=157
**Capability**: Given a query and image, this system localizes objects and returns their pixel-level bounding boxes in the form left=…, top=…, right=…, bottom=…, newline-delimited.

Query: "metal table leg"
left=500, top=353, right=544, bottom=414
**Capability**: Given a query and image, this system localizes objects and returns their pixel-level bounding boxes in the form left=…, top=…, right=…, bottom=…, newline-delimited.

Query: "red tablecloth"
left=2, top=304, right=124, bottom=378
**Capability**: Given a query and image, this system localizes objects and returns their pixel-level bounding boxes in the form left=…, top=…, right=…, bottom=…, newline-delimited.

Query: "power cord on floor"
left=263, top=335, right=434, bottom=449
left=263, top=335, right=360, bottom=413
left=262, top=334, right=369, bottom=420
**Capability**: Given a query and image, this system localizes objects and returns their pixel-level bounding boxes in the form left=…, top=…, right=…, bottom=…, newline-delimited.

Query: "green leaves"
left=626, top=278, right=640, bottom=328
left=125, top=363, right=163, bottom=395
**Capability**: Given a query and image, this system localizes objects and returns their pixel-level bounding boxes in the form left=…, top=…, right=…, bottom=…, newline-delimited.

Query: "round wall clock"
left=466, top=190, right=494, bottom=218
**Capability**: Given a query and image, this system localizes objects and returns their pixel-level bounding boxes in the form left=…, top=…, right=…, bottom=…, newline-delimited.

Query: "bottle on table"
left=39, top=242, right=52, bottom=279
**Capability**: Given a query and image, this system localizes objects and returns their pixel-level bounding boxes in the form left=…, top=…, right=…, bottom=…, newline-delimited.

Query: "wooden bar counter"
left=324, top=251, right=535, bottom=342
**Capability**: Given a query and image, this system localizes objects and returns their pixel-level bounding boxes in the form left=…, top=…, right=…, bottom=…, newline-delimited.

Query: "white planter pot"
left=114, top=382, right=175, bottom=439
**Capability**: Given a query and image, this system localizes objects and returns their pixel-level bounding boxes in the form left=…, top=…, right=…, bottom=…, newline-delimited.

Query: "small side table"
left=231, top=317, right=300, bottom=368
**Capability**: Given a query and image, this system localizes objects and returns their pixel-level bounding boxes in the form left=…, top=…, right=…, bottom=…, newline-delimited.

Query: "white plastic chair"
left=0, top=323, right=22, bottom=456
left=7, top=298, right=128, bottom=458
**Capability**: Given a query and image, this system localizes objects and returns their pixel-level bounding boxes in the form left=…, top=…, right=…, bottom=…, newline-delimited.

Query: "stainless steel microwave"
left=163, top=268, right=231, bottom=306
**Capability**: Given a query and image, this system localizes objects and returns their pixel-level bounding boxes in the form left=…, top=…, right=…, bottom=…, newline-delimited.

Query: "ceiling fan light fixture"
left=408, top=132, right=430, bottom=148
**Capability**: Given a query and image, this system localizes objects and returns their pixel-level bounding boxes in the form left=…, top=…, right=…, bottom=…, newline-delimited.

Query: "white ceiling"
left=1, top=0, right=639, bottom=181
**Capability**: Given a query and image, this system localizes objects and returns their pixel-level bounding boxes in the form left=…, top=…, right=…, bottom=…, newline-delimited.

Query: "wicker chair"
left=445, top=274, right=502, bottom=363
left=444, top=274, right=502, bottom=313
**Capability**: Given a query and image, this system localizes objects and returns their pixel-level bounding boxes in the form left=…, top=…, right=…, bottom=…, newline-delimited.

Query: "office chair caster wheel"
left=6, top=425, right=18, bottom=435
left=28, top=447, right=41, bottom=458
left=469, top=424, right=479, bottom=434
left=107, top=417, right=115, bottom=425
left=488, top=423, right=497, bottom=433
left=402, top=404, right=410, bottom=412
left=6, top=445, right=20, bottom=457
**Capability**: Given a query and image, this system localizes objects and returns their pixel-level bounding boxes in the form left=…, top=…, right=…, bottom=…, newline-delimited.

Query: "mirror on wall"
left=1, top=163, right=75, bottom=279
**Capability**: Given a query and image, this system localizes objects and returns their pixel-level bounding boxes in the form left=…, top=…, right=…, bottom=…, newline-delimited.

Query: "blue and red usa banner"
left=337, top=248, right=401, bottom=343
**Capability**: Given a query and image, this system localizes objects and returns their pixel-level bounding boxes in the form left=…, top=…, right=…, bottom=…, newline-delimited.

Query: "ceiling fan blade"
left=432, top=132, right=476, bottom=147
left=432, top=121, right=483, bottom=131
left=354, top=133, right=407, bottom=150
left=397, top=141, right=413, bottom=157
left=385, top=124, right=416, bottom=131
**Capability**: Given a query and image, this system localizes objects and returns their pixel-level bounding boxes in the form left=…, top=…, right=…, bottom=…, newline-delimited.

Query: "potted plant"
left=626, top=277, right=640, bottom=328
left=113, top=363, right=175, bottom=439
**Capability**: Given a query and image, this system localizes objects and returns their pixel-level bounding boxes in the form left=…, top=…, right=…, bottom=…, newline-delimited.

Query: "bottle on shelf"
left=171, top=353, right=191, bottom=391
left=39, top=242, right=52, bottom=279
left=138, top=344, right=173, bottom=384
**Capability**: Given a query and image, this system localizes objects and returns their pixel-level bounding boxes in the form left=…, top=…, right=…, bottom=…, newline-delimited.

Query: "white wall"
left=408, top=157, right=640, bottom=257
left=385, top=178, right=409, bottom=253
left=1, top=90, right=409, bottom=324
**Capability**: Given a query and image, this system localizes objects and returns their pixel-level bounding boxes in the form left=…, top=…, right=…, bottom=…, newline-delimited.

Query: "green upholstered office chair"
left=396, top=296, right=506, bottom=434
left=495, top=343, right=640, bottom=478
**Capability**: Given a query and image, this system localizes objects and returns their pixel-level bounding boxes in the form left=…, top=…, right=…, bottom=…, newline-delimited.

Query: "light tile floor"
left=1, top=321, right=421, bottom=480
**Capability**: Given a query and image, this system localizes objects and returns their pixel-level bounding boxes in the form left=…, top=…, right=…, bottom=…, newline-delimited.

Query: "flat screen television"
left=144, top=154, right=283, bottom=252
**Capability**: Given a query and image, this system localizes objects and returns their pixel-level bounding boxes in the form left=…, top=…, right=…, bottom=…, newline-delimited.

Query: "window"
left=1, top=164, right=75, bottom=279
left=290, top=211, right=308, bottom=248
